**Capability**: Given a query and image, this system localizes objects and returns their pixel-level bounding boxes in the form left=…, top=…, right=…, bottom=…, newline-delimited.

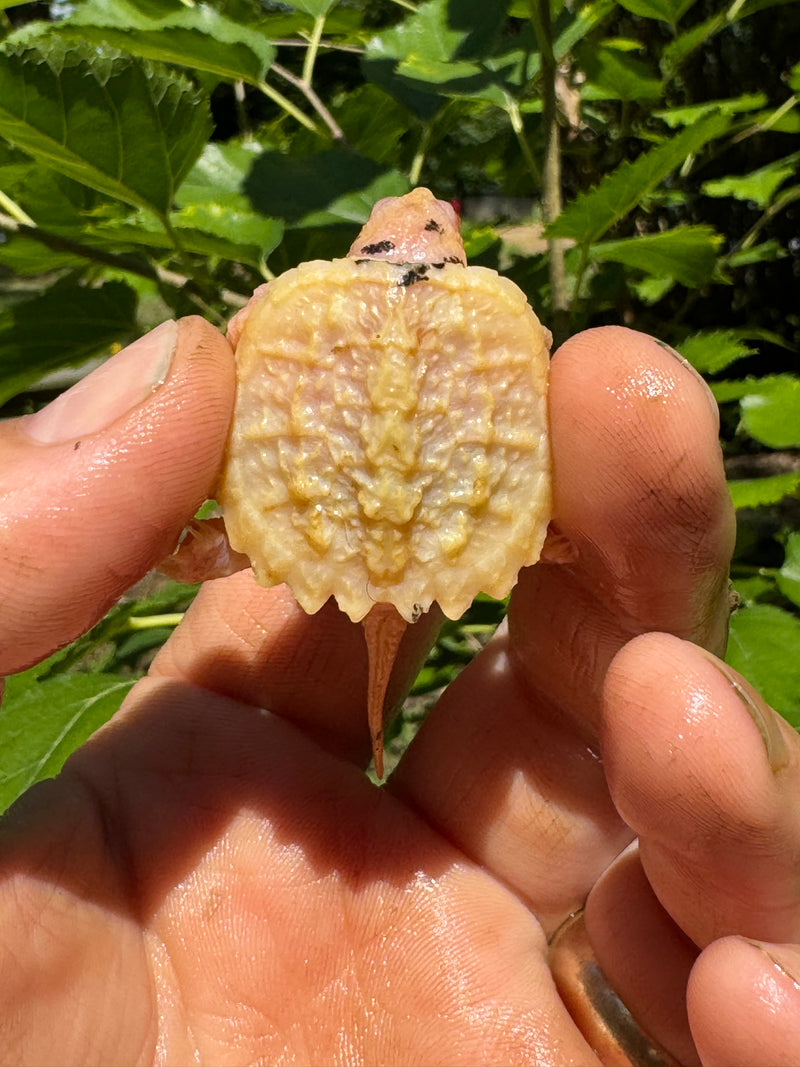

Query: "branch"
left=272, top=62, right=345, bottom=141
left=725, top=451, right=800, bottom=480
left=529, top=0, right=569, bottom=345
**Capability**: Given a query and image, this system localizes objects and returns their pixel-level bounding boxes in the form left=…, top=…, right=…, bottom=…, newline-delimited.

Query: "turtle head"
left=348, top=187, right=466, bottom=266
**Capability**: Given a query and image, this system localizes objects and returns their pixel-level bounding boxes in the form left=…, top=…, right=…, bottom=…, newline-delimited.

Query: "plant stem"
left=234, top=80, right=253, bottom=142
left=505, top=95, right=541, bottom=186
left=272, top=62, right=344, bottom=140
left=732, top=94, right=799, bottom=145
left=128, top=614, right=184, bottom=630
left=409, top=123, right=432, bottom=186
left=728, top=185, right=800, bottom=257
left=302, top=14, right=326, bottom=86
left=529, top=0, right=569, bottom=343
left=257, top=77, right=320, bottom=133
left=0, top=189, right=35, bottom=227
left=0, top=213, right=248, bottom=312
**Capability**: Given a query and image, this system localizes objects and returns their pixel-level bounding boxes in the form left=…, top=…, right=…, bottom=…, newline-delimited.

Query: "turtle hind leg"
left=361, top=604, right=409, bottom=778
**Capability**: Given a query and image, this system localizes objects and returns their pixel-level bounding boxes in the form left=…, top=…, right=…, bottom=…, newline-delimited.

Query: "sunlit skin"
left=1, top=318, right=800, bottom=1065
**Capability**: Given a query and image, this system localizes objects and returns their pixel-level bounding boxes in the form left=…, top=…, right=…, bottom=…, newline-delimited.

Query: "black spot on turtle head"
left=360, top=239, right=395, bottom=255
left=424, top=219, right=443, bottom=232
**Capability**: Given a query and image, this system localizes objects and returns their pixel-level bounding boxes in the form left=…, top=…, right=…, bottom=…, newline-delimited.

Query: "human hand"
left=1, top=319, right=798, bottom=1066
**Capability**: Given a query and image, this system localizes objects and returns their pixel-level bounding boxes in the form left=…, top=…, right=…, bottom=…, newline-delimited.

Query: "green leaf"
left=290, top=0, right=340, bottom=15
left=631, top=275, right=675, bottom=304
left=0, top=673, right=135, bottom=814
left=777, top=532, right=800, bottom=609
left=728, top=471, right=800, bottom=510
left=0, top=279, right=137, bottom=404
left=552, top=0, right=617, bottom=61
left=661, top=13, right=721, bottom=73
left=702, top=155, right=799, bottom=209
left=725, top=239, right=786, bottom=268
left=578, top=41, right=663, bottom=102
left=0, top=234, right=87, bottom=274
left=616, top=0, right=697, bottom=23
left=0, top=38, right=212, bottom=218
left=654, top=92, right=767, bottom=128
left=678, top=330, right=757, bottom=374
left=545, top=112, right=730, bottom=244
left=372, top=0, right=507, bottom=65
left=726, top=604, right=800, bottom=727
left=362, top=0, right=509, bottom=112
left=173, top=202, right=283, bottom=261
left=61, top=0, right=277, bottom=87
left=731, top=574, right=774, bottom=606
left=712, top=374, right=795, bottom=404
left=335, top=85, right=414, bottom=163
left=244, top=148, right=406, bottom=226
left=740, top=377, right=800, bottom=448
left=89, top=210, right=282, bottom=267
left=178, top=141, right=258, bottom=201
left=0, top=150, right=111, bottom=231
left=662, top=0, right=795, bottom=73
left=589, top=226, right=722, bottom=286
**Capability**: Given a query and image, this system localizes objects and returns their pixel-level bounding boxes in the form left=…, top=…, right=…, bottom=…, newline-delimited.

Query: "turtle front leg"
left=162, top=525, right=410, bottom=778
left=158, top=516, right=252, bottom=583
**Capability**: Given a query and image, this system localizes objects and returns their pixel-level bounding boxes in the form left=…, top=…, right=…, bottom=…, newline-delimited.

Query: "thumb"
left=0, top=316, right=234, bottom=675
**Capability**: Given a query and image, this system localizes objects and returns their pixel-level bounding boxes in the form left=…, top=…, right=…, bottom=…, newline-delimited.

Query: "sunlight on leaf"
left=728, top=471, right=800, bottom=510
left=702, top=155, right=799, bottom=209
left=740, top=377, right=800, bottom=448
left=0, top=37, right=212, bottom=217
left=678, top=330, right=757, bottom=374
left=589, top=226, right=722, bottom=286
left=727, top=604, right=800, bottom=727
left=63, top=0, right=277, bottom=86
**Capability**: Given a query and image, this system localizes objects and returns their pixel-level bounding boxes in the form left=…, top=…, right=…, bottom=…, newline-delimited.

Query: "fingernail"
left=745, top=939, right=800, bottom=989
left=25, top=320, right=179, bottom=444
left=651, top=338, right=720, bottom=427
left=700, top=651, right=790, bottom=772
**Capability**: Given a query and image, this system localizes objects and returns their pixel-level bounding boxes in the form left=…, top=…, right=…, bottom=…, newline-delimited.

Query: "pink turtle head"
left=348, top=187, right=466, bottom=266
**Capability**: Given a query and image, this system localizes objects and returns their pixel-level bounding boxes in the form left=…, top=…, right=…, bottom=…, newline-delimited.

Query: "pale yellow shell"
left=219, top=256, right=551, bottom=624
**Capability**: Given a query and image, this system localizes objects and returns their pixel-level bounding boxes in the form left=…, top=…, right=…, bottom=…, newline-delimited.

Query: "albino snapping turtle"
left=170, top=189, right=552, bottom=774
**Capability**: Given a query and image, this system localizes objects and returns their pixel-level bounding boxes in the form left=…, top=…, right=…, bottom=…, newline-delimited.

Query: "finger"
left=687, top=936, right=800, bottom=1067
left=583, top=846, right=701, bottom=1067
left=150, top=572, right=443, bottom=766
left=0, top=317, right=234, bottom=675
left=602, top=632, right=800, bottom=947
left=390, top=328, right=734, bottom=926
left=510, top=327, right=734, bottom=727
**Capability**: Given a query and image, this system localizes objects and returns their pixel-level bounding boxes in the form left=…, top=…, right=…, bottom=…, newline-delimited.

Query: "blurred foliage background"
left=0, top=0, right=798, bottom=804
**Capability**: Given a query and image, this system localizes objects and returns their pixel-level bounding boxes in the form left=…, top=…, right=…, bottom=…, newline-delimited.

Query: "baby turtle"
left=181, top=189, right=552, bottom=775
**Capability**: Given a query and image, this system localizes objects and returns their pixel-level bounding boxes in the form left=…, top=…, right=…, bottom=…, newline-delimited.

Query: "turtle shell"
left=219, top=252, right=550, bottom=625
